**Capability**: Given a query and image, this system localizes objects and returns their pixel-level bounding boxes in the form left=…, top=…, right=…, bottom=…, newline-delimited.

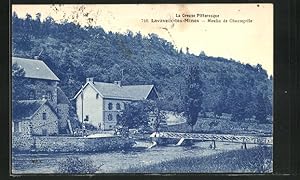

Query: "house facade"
left=12, top=100, right=59, bottom=135
left=12, top=57, right=60, bottom=108
left=73, top=78, right=158, bottom=130
left=12, top=57, right=71, bottom=134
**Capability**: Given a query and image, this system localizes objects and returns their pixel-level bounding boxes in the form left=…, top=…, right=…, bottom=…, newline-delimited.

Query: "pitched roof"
left=94, top=82, right=155, bottom=100
left=12, top=57, right=60, bottom=81
left=73, top=82, right=156, bottom=100
left=57, top=87, right=71, bottom=104
left=12, top=100, right=58, bottom=121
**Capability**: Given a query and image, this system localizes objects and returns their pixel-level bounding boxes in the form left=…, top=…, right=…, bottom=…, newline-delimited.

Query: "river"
left=12, top=140, right=257, bottom=174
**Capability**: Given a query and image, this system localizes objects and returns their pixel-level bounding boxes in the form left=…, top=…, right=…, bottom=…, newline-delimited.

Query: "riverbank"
left=120, top=145, right=273, bottom=173
left=12, top=141, right=264, bottom=174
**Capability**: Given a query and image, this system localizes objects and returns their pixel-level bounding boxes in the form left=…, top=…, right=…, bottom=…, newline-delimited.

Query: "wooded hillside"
left=11, top=12, right=272, bottom=123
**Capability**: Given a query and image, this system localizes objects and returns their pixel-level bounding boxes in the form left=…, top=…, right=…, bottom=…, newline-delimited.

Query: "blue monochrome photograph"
left=11, top=4, right=273, bottom=174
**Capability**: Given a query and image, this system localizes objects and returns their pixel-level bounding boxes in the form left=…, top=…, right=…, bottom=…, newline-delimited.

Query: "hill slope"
left=11, top=13, right=272, bottom=123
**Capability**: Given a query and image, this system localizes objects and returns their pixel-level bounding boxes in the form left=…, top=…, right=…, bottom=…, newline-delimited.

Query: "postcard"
left=11, top=3, right=273, bottom=174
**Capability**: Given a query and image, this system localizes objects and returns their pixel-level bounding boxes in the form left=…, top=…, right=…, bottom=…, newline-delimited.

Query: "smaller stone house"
left=12, top=99, right=59, bottom=135
left=12, top=57, right=72, bottom=134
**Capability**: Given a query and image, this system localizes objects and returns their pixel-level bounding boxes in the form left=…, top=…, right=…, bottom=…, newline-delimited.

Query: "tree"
left=244, top=100, right=257, bottom=121
left=265, top=95, right=272, bottom=116
left=199, top=51, right=206, bottom=57
left=120, top=100, right=151, bottom=129
left=255, top=92, right=268, bottom=123
left=231, top=92, right=247, bottom=122
left=150, top=100, right=167, bottom=132
left=11, top=14, right=273, bottom=127
left=186, top=47, right=189, bottom=54
left=12, top=63, right=30, bottom=100
left=183, top=65, right=203, bottom=132
left=179, top=48, right=183, bottom=54
left=217, top=70, right=232, bottom=87
left=215, top=88, right=227, bottom=117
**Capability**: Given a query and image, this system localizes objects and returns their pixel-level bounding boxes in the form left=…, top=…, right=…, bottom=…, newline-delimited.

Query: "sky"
left=12, top=4, right=273, bottom=75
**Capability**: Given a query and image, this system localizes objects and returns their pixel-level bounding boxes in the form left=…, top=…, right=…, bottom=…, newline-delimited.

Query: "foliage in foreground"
left=121, top=146, right=272, bottom=173
left=57, top=157, right=99, bottom=173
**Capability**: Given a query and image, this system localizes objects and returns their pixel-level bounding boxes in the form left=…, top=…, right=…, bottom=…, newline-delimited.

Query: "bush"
left=57, top=157, right=100, bottom=173
left=84, top=123, right=98, bottom=131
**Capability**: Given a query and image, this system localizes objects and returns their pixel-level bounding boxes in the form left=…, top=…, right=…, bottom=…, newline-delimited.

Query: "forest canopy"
left=11, top=12, right=273, bottom=123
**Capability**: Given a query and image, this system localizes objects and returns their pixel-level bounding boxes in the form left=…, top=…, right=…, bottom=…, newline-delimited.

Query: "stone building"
left=12, top=57, right=60, bottom=108
left=12, top=57, right=72, bottom=134
left=12, top=100, right=59, bottom=135
left=73, top=78, right=158, bottom=130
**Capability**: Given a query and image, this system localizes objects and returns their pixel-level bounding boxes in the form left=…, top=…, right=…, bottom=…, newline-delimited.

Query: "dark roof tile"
left=74, top=82, right=156, bottom=100
left=12, top=100, right=58, bottom=121
left=92, top=82, right=154, bottom=100
left=12, top=57, right=60, bottom=81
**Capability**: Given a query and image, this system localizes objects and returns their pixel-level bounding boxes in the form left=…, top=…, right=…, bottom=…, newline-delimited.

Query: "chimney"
left=114, top=81, right=122, bottom=87
left=86, top=77, right=94, bottom=84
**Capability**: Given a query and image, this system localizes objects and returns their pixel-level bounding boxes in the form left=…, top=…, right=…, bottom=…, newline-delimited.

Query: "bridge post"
left=241, top=143, right=247, bottom=150
left=176, top=138, right=185, bottom=146
left=213, top=140, right=216, bottom=149
left=148, top=141, right=157, bottom=149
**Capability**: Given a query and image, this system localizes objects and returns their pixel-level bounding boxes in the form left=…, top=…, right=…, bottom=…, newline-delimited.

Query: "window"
left=28, top=90, right=35, bottom=100
left=84, top=115, right=89, bottom=122
left=29, top=123, right=33, bottom=133
left=96, top=93, right=99, bottom=99
left=46, top=91, right=52, bottom=100
left=42, top=113, right=47, bottom=120
left=123, top=102, right=127, bottom=109
left=108, top=114, right=113, bottom=121
left=108, top=103, right=113, bottom=110
left=116, top=103, right=121, bottom=110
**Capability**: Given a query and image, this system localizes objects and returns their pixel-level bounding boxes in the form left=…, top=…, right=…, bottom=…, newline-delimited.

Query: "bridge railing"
left=150, top=132, right=273, bottom=145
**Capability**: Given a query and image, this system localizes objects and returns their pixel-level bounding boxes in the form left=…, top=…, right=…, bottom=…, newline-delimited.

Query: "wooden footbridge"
left=149, top=131, right=273, bottom=149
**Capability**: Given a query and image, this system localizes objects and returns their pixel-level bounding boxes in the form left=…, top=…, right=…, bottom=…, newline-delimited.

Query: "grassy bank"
left=120, top=146, right=272, bottom=173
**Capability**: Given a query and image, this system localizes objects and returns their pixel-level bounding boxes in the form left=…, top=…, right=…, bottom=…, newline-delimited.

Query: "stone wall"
left=12, top=135, right=134, bottom=153
left=19, top=121, right=32, bottom=135
left=31, top=104, right=59, bottom=135
left=57, top=103, right=69, bottom=132
left=26, top=80, right=58, bottom=109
